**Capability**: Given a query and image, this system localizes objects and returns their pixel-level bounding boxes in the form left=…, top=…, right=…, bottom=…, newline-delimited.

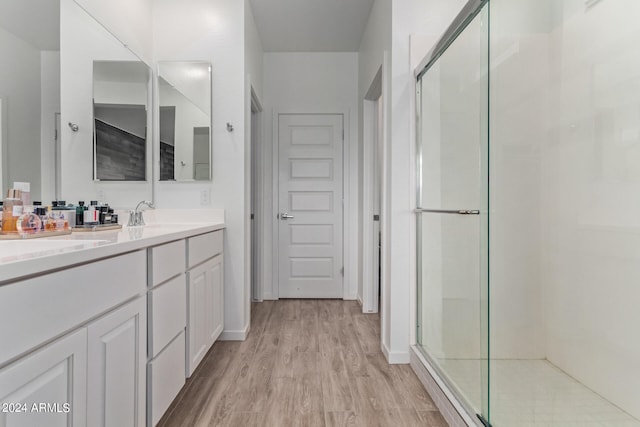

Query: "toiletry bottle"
left=45, top=208, right=56, bottom=231
left=2, top=189, right=23, bottom=233
left=13, top=182, right=30, bottom=207
left=99, top=206, right=109, bottom=224
left=84, top=202, right=99, bottom=225
left=17, top=212, right=42, bottom=235
left=35, top=207, right=46, bottom=231
left=76, top=201, right=85, bottom=226
left=55, top=212, right=67, bottom=231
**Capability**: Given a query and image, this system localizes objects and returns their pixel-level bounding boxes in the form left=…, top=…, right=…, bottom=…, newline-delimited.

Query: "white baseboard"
left=357, top=294, right=363, bottom=306
left=381, top=342, right=410, bottom=364
left=219, top=325, right=249, bottom=341
left=409, top=347, right=480, bottom=427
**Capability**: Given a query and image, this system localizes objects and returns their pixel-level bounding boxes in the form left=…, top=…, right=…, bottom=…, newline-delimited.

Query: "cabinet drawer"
left=148, top=275, right=186, bottom=358
left=149, top=240, right=185, bottom=287
left=187, top=231, right=222, bottom=269
left=148, top=331, right=186, bottom=427
left=0, top=250, right=146, bottom=366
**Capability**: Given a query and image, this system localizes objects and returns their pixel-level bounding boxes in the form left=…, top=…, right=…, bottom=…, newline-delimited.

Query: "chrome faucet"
left=128, top=200, right=155, bottom=227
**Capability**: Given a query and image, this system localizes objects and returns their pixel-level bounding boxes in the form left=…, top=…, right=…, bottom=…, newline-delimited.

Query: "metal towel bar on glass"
left=414, top=208, right=480, bottom=215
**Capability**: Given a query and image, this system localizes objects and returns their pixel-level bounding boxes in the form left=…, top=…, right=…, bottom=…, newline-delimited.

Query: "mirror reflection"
left=93, top=61, right=150, bottom=181
left=158, top=61, right=211, bottom=181
left=0, top=0, right=61, bottom=202
left=0, top=0, right=155, bottom=208
left=60, top=0, right=153, bottom=207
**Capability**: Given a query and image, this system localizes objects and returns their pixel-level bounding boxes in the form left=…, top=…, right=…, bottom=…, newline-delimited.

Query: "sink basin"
left=0, top=239, right=109, bottom=263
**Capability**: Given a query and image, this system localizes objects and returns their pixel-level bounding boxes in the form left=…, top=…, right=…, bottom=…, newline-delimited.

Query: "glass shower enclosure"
left=415, top=0, right=640, bottom=426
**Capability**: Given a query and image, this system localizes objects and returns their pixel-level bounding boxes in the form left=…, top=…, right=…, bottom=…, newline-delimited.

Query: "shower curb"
left=410, top=346, right=481, bottom=427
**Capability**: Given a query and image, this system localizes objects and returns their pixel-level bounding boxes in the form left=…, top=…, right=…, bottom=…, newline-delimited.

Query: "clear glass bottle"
left=17, top=213, right=42, bottom=235
left=2, top=189, right=23, bottom=233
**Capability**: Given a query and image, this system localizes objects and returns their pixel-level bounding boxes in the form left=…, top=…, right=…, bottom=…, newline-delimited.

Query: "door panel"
left=278, top=114, right=343, bottom=298
left=415, top=3, right=490, bottom=422
left=87, top=297, right=146, bottom=427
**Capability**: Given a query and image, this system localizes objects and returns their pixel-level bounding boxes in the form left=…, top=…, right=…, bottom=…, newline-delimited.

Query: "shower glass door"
left=416, top=1, right=490, bottom=423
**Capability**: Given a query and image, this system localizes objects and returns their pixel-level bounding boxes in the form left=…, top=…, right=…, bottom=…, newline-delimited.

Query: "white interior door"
left=278, top=114, right=343, bottom=298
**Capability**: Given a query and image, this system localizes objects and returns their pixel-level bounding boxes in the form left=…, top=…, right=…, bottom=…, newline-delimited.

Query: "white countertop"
left=0, top=209, right=224, bottom=284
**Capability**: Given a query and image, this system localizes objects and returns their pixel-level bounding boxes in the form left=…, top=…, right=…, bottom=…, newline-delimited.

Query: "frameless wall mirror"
left=0, top=0, right=60, bottom=202
left=93, top=60, right=151, bottom=181
left=158, top=61, right=212, bottom=181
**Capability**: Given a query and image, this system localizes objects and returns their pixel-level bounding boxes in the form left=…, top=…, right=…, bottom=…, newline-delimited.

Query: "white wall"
left=40, top=51, right=60, bottom=204
left=244, top=0, right=263, bottom=313
left=60, top=0, right=152, bottom=209
left=0, top=26, right=42, bottom=200
left=489, top=0, right=550, bottom=360
left=389, top=0, right=467, bottom=363
left=73, top=0, right=153, bottom=64
left=537, top=0, right=640, bottom=419
left=152, top=0, right=250, bottom=339
left=262, top=52, right=359, bottom=300
left=244, top=0, right=263, bottom=101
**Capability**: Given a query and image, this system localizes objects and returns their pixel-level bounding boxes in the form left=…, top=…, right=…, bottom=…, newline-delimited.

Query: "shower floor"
left=438, top=359, right=640, bottom=427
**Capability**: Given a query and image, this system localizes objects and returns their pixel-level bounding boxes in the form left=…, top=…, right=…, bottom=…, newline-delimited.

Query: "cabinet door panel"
left=187, top=264, right=209, bottom=376
left=187, top=255, right=224, bottom=377
left=0, top=329, right=87, bottom=427
left=208, top=255, right=224, bottom=343
left=88, top=297, right=146, bottom=427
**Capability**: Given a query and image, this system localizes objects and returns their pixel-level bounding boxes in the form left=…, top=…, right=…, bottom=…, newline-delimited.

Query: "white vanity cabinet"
left=87, top=296, right=147, bottom=427
left=186, top=231, right=224, bottom=377
left=0, top=329, right=87, bottom=427
left=0, top=222, right=225, bottom=427
left=0, top=250, right=147, bottom=427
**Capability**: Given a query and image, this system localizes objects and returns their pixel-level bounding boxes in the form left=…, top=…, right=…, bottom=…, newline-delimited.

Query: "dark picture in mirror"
left=93, top=60, right=150, bottom=182
left=94, top=104, right=146, bottom=181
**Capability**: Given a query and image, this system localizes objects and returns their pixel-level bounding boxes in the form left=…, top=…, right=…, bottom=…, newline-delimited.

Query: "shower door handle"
left=414, top=208, right=480, bottom=215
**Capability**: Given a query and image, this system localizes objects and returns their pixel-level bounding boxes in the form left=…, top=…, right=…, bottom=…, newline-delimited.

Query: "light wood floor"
left=159, top=299, right=447, bottom=427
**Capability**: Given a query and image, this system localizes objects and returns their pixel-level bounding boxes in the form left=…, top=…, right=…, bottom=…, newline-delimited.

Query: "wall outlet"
left=97, top=190, right=105, bottom=202
left=200, top=189, right=210, bottom=206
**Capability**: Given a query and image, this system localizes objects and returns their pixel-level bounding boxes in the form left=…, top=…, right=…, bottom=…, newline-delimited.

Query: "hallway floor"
left=159, top=299, right=446, bottom=426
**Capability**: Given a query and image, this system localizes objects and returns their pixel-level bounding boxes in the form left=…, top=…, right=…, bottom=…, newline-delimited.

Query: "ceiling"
left=249, top=0, right=376, bottom=52
left=0, top=0, right=60, bottom=50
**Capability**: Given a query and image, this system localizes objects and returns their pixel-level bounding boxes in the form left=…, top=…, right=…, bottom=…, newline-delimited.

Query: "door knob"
left=280, top=212, right=294, bottom=220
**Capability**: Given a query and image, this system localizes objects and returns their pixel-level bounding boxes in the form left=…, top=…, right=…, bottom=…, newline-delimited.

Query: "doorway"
left=362, top=68, right=384, bottom=313
left=250, top=89, right=263, bottom=302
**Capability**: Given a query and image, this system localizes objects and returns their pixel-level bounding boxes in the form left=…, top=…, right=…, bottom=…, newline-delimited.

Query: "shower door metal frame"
left=414, top=0, right=491, bottom=425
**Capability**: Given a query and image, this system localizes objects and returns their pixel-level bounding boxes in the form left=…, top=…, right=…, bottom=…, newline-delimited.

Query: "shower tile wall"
left=490, top=0, right=640, bottom=422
